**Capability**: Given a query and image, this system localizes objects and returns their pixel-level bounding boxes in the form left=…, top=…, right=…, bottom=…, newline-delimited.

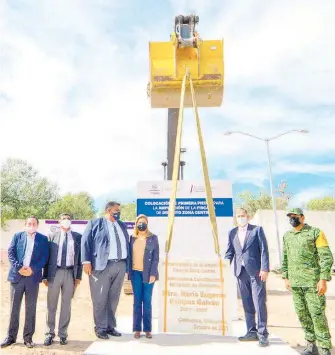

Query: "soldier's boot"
left=318, top=348, right=331, bottom=355
left=301, top=341, right=319, bottom=355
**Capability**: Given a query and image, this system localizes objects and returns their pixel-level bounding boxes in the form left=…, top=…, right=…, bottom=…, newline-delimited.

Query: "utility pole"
left=167, top=108, right=179, bottom=180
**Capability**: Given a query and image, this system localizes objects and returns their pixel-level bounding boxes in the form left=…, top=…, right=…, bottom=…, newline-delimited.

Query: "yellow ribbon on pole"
left=189, top=75, right=226, bottom=335
left=163, top=70, right=188, bottom=332
left=163, top=69, right=225, bottom=335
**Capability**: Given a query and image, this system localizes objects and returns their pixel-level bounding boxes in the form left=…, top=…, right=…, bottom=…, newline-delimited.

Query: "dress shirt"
left=238, top=224, right=248, bottom=266
left=238, top=224, right=248, bottom=248
left=23, top=233, right=35, bottom=267
left=106, top=219, right=127, bottom=260
left=57, top=230, right=75, bottom=267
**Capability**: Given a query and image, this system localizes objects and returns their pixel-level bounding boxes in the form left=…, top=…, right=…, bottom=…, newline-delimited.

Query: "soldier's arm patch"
left=315, top=231, right=329, bottom=248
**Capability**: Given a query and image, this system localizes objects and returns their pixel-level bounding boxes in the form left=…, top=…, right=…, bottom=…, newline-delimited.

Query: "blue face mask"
left=112, top=212, right=121, bottom=220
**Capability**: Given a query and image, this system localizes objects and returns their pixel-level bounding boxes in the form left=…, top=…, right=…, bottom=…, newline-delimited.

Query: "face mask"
left=237, top=217, right=248, bottom=227
left=26, top=226, right=37, bottom=234
left=60, top=219, right=71, bottom=229
left=289, top=216, right=301, bottom=227
left=112, top=212, right=121, bottom=220
left=137, top=223, right=147, bottom=232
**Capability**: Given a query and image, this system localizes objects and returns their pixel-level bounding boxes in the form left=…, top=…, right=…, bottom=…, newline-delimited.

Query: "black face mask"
left=137, top=223, right=147, bottom=232
left=289, top=216, right=301, bottom=227
left=111, top=211, right=120, bottom=220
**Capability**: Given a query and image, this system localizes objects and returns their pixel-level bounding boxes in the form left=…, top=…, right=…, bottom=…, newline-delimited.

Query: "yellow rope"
left=163, top=70, right=188, bottom=332
left=163, top=69, right=225, bottom=335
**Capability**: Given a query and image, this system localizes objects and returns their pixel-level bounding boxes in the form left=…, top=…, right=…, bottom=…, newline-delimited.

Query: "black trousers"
left=8, top=277, right=39, bottom=341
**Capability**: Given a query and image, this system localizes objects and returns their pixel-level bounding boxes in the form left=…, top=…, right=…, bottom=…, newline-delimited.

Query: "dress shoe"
left=238, top=331, right=258, bottom=341
left=1, top=337, right=15, bottom=348
left=107, top=328, right=122, bottom=337
left=301, top=341, right=319, bottom=355
left=95, top=331, right=109, bottom=340
left=134, top=332, right=141, bottom=339
left=259, top=336, right=269, bottom=347
left=24, top=340, right=34, bottom=348
left=60, top=337, right=68, bottom=345
left=44, top=335, right=53, bottom=346
left=145, top=332, right=152, bottom=339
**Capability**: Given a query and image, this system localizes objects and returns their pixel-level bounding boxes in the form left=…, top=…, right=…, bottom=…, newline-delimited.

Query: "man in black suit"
left=1, top=216, right=49, bottom=349
left=43, top=213, right=83, bottom=346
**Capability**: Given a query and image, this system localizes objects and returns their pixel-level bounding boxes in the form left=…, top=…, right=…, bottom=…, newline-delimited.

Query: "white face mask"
left=237, top=217, right=248, bottom=227
left=26, top=226, right=37, bottom=235
left=60, top=219, right=71, bottom=229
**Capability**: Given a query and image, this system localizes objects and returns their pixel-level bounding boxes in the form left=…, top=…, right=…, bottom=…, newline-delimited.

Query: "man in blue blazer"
left=1, top=216, right=49, bottom=349
left=225, top=208, right=270, bottom=347
left=81, top=201, right=130, bottom=339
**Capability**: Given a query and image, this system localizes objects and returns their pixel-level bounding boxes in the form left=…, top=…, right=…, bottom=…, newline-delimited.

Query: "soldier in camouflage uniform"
left=281, top=208, right=334, bottom=355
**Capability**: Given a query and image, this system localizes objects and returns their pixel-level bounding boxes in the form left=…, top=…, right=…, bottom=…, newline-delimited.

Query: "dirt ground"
left=1, top=263, right=334, bottom=355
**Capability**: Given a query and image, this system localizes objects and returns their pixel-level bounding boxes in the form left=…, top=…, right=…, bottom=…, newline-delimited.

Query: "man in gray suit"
left=43, top=213, right=83, bottom=346
left=81, top=201, right=130, bottom=339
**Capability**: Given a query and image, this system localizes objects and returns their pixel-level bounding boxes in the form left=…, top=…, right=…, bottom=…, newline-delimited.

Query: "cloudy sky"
left=1, top=0, right=334, bottom=209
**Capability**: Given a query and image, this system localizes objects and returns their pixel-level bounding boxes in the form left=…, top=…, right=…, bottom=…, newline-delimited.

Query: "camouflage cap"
left=286, top=207, right=304, bottom=216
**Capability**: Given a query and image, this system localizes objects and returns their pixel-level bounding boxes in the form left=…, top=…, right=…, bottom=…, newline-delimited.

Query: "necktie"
left=61, top=232, right=68, bottom=267
left=113, top=223, right=122, bottom=260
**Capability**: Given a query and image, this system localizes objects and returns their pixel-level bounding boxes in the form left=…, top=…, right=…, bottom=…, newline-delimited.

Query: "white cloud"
left=169, top=0, right=222, bottom=16
left=0, top=1, right=166, bottom=197
left=275, top=161, right=335, bottom=176
left=1, top=0, right=335, bottom=201
left=289, top=187, right=334, bottom=207
left=214, top=0, right=335, bottom=102
left=166, top=0, right=335, bottom=193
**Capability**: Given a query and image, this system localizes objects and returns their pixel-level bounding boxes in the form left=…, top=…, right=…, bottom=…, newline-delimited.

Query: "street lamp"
left=180, top=161, right=186, bottom=180
left=161, top=161, right=168, bottom=180
left=179, top=148, right=187, bottom=180
left=223, top=129, right=309, bottom=267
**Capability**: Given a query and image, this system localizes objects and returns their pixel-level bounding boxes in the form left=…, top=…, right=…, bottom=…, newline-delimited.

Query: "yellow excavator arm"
left=148, top=14, right=224, bottom=108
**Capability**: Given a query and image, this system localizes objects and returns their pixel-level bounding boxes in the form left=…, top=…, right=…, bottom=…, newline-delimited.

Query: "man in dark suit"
left=1, top=216, right=49, bottom=349
left=43, top=213, right=83, bottom=346
left=225, top=207, right=270, bottom=347
left=81, top=201, right=130, bottom=339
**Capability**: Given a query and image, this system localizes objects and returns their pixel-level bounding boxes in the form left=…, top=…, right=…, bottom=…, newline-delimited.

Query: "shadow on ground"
left=93, top=333, right=288, bottom=347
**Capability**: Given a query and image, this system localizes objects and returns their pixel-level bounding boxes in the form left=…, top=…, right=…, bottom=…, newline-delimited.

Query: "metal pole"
left=167, top=108, right=179, bottom=180
left=265, top=140, right=282, bottom=267
left=162, top=162, right=167, bottom=180
left=180, top=161, right=185, bottom=180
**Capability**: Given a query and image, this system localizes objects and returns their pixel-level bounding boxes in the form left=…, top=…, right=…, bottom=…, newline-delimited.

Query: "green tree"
left=307, top=196, right=335, bottom=211
left=236, top=190, right=289, bottom=217
left=98, top=202, right=136, bottom=221
left=46, top=192, right=97, bottom=220
left=1, top=158, right=59, bottom=227
left=0, top=205, right=15, bottom=229
left=120, top=203, right=136, bottom=221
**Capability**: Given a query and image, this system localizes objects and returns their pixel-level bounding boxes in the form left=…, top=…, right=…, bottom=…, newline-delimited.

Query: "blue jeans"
left=131, top=271, right=154, bottom=332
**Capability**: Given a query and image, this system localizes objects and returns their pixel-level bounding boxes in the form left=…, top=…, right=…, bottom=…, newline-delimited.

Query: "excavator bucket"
left=148, top=39, right=224, bottom=108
